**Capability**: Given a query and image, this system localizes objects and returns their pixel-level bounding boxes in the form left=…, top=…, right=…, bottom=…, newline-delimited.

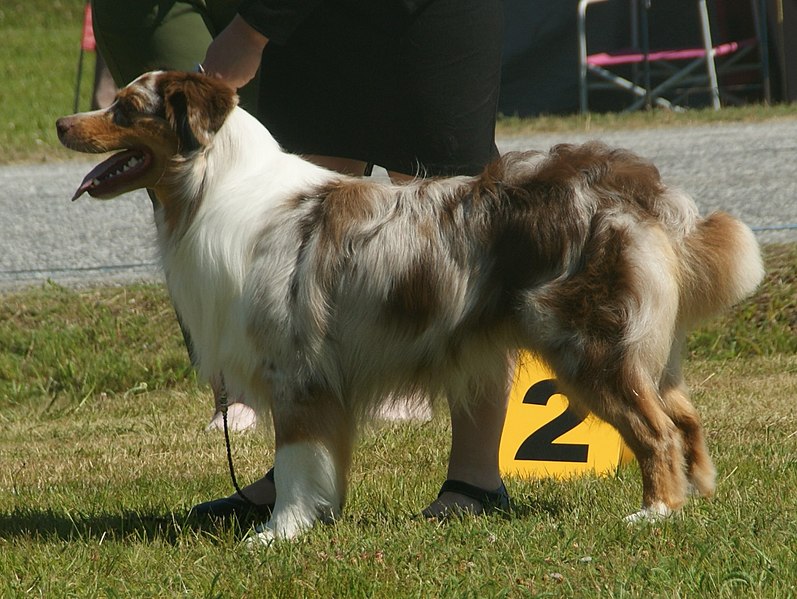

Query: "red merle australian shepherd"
left=56, top=71, right=763, bottom=544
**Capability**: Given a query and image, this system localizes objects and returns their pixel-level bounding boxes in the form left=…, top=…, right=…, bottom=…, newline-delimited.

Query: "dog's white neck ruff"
left=156, top=107, right=332, bottom=390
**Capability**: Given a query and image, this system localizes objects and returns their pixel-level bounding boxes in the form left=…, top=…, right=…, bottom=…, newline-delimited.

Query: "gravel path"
left=2, top=120, right=795, bottom=291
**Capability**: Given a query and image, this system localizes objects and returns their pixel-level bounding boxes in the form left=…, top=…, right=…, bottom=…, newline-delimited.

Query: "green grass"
left=1, top=1, right=98, bottom=164
left=497, top=102, right=797, bottom=137
left=1, top=358, right=796, bottom=597
left=0, top=284, right=192, bottom=410
left=688, top=243, right=797, bottom=359
left=1, top=247, right=796, bottom=597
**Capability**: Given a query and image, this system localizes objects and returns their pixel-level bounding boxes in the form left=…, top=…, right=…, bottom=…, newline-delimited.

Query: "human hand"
left=202, top=15, right=269, bottom=89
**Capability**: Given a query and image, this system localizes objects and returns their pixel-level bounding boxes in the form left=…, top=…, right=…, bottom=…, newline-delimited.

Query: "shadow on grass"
left=508, top=495, right=570, bottom=519
left=0, top=507, right=260, bottom=544
left=0, top=495, right=568, bottom=543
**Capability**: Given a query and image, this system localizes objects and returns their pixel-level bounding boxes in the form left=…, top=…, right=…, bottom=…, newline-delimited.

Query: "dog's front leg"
left=247, top=387, right=353, bottom=545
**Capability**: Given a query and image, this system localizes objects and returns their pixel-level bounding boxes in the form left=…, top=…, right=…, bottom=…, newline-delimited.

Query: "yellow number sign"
left=499, top=353, right=634, bottom=479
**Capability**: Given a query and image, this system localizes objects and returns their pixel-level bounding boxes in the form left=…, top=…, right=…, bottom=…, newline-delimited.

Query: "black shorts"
left=257, top=0, right=504, bottom=176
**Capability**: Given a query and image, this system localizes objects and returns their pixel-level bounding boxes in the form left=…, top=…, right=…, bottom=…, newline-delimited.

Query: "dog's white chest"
left=159, top=205, right=258, bottom=383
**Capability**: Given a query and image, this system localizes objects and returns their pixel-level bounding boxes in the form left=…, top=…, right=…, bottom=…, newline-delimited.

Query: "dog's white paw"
left=205, top=403, right=257, bottom=432
left=245, top=524, right=277, bottom=550
left=624, top=501, right=673, bottom=524
left=245, top=515, right=315, bottom=549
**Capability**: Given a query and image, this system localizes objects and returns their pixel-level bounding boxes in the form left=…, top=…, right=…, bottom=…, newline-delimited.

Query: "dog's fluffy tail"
left=678, top=211, right=764, bottom=328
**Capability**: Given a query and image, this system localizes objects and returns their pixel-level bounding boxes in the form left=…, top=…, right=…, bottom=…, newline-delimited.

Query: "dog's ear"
left=162, top=74, right=238, bottom=153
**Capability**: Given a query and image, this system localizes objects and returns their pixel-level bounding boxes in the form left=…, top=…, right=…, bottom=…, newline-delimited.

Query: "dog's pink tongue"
left=71, top=177, right=94, bottom=201
left=70, top=156, right=118, bottom=201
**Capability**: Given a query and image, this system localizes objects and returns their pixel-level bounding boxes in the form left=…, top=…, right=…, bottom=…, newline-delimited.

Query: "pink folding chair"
left=578, top=0, right=769, bottom=112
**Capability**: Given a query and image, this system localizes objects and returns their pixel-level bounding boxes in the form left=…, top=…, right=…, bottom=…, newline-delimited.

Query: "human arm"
left=201, top=15, right=268, bottom=90
left=201, top=0, right=322, bottom=89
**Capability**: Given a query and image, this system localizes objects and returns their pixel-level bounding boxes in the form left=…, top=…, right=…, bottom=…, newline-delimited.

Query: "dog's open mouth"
left=72, top=149, right=153, bottom=200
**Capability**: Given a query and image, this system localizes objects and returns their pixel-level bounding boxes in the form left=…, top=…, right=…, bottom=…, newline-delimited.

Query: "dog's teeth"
left=124, top=157, right=141, bottom=171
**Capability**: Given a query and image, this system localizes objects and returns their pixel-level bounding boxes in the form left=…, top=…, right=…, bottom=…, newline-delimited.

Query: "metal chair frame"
left=578, top=0, right=769, bottom=112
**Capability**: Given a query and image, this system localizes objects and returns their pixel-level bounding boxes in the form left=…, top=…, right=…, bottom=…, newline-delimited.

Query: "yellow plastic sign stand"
left=499, top=353, right=634, bottom=479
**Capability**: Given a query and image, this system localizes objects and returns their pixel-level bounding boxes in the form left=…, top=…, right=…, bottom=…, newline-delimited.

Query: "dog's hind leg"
left=659, top=336, right=716, bottom=498
left=560, top=362, right=689, bottom=522
left=248, top=386, right=354, bottom=544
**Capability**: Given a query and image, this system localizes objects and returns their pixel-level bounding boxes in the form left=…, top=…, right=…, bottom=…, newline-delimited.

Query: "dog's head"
left=56, top=71, right=237, bottom=200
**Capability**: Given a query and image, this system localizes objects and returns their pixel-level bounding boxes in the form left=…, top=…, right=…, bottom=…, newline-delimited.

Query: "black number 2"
left=514, top=379, right=590, bottom=463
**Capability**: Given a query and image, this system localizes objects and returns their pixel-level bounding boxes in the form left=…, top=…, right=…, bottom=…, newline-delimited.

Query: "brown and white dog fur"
left=56, top=71, right=764, bottom=543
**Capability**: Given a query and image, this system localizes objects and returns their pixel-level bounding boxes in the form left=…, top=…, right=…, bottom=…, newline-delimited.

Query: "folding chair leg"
left=588, top=65, right=676, bottom=111
left=697, top=0, right=721, bottom=109
left=624, top=59, right=708, bottom=111
left=74, top=49, right=85, bottom=113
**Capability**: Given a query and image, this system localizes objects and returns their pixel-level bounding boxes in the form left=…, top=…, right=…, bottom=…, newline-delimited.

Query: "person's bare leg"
left=423, top=382, right=510, bottom=517
left=206, top=374, right=258, bottom=432
left=387, top=170, right=416, bottom=183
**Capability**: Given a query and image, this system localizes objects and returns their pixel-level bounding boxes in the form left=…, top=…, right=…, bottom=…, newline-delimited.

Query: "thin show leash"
left=218, top=386, right=272, bottom=517
left=180, top=63, right=266, bottom=507
left=197, top=61, right=268, bottom=520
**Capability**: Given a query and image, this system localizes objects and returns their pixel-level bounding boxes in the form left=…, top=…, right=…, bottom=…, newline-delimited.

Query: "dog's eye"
left=112, top=109, right=132, bottom=127
left=110, top=99, right=136, bottom=127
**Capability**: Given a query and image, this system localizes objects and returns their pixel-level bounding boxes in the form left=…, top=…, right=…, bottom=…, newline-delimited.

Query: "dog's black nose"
left=55, top=117, right=71, bottom=140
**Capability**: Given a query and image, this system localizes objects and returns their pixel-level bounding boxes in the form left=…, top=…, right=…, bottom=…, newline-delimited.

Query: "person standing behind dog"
left=195, top=0, right=508, bottom=521
left=92, top=0, right=508, bottom=519
left=205, top=0, right=502, bottom=180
